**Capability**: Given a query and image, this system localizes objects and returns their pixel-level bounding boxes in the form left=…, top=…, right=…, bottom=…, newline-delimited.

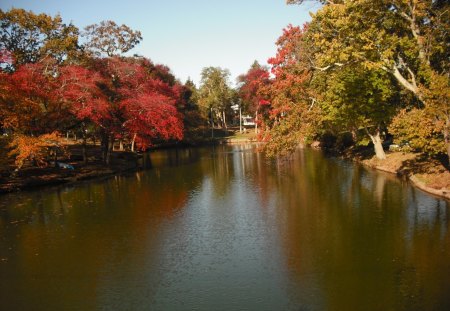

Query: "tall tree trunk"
left=215, top=111, right=224, bottom=129
left=222, top=110, right=227, bottom=129
left=366, top=127, right=386, bottom=160
left=351, top=128, right=358, bottom=143
left=54, top=147, right=58, bottom=168
left=101, top=133, right=108, bottom=163
left=131, top=133, right=137, bottom=152
left=445, top=116, right=450, bottom=167
left=81, top=123, right=87, bottom=165
left=106, top=135, right=114, bottom=165
left=255, top=110, right=259, bottom=134
left=222, top=110, right=228, bottom=135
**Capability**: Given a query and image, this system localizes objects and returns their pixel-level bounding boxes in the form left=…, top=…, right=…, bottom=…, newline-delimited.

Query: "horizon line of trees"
left=1, top=1, right=449, bottom=173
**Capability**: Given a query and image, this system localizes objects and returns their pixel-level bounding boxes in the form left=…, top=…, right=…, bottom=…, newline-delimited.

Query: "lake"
left=1, top=145, right=449, bottom=310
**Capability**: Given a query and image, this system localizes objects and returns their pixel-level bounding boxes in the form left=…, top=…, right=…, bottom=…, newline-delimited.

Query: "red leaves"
left=1, top=56, right=185, bottom=167
left=265, top=24, right=313, bottom=120
left=58, top=65, right=109, bottom=124
left=91, top=57, right=184, bottom=149
left=268, top=24, right=306, bottom=77
left=121, top=92, right=183, bottom=149
left=0, top=62, right=62, bottom=132
left=259, top=99, right=271, bottom=106
left=57, top=57, right=184, bottom=149
left=238, top=63, right=271, bottom=114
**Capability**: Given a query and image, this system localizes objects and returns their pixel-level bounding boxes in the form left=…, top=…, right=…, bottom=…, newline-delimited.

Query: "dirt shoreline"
left=356, top=152, right=450, bottom=201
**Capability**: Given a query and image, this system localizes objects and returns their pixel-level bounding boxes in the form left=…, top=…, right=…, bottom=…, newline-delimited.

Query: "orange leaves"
left=389, top=108, right=446, bottom=155
left=8, top=132, right=67, bottom=169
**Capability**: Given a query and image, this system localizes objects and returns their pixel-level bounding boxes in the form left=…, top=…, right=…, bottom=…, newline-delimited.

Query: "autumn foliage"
left=257, top=1, right=449, bottom=163
left=0, top=8, right=186, bottom=170
left=8, top=132, right=67, bottom=170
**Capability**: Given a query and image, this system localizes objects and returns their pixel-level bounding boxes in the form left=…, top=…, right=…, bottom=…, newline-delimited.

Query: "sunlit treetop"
left=0, top=8, right=79, bottom=69
left=83, top=20, right=142, bottom=57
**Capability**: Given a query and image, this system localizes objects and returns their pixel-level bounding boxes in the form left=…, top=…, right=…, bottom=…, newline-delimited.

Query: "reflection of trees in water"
left=0, top=146, right=449, bottom=310
left=0, top=148, right=208, bottom=309
left=398, top=192, right=450, bottom=310
left=257, top=148, right=450, bottom=310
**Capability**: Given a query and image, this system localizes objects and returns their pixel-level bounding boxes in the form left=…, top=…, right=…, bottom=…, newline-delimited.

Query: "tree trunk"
left=444, top=116, right=450, bottom=167
left=351, top=128, right=358, bottom=143
left=255, top=110, right=258, bottom=134
left=82, top=135, right=87, bottom=165
left=131, top=133, right=137, bottom=152
left=222, top=110, right=227, bottom=129
left=101, top=133, right=108, bottom=163
left=119, top=139, right=124, bottom=151
left=222, top=110, right=228, bottom=135
left=106, top=135, right=114, bottom=165
left=216, top=111, right=224, bottom=129
left=54, top=147, right=58, bottom=168
left=367, top=128, right=386, bottom=160
left=82, top=123, right=87, bottom=165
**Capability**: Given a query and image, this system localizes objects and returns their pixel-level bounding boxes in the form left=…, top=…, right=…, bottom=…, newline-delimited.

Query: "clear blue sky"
left=0, top=0, right=319, bottom=85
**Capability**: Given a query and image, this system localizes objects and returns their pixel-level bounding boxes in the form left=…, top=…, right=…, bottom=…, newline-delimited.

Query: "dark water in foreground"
left=0, top=145, right=449, bottom=311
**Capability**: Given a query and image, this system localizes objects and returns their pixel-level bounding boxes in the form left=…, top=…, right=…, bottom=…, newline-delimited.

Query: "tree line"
left=1, top=1, right=449, bottom=173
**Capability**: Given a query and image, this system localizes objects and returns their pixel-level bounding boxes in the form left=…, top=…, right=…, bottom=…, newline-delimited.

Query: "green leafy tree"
left=180, top=78, right=207, bottom=141
left=292, top=0, right=449, bottom=161
left=197, top=67, right=233, bottom=129
left=315, top=65, right=401, bottom=159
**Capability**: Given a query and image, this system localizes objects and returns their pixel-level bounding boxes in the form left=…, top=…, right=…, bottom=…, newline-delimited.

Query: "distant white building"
left=242, top=115, right=255, bottom=126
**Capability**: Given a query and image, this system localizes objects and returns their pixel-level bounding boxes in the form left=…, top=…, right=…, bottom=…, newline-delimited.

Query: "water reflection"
left=0, top=146, right=449, bottom=310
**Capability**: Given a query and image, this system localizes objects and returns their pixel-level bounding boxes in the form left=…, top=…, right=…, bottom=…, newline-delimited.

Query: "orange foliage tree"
left=8, top=132, right=67, bottom=171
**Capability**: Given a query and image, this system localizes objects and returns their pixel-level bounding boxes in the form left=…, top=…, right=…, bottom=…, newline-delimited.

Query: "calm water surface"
left=1, top=145, right=449, bottom=311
